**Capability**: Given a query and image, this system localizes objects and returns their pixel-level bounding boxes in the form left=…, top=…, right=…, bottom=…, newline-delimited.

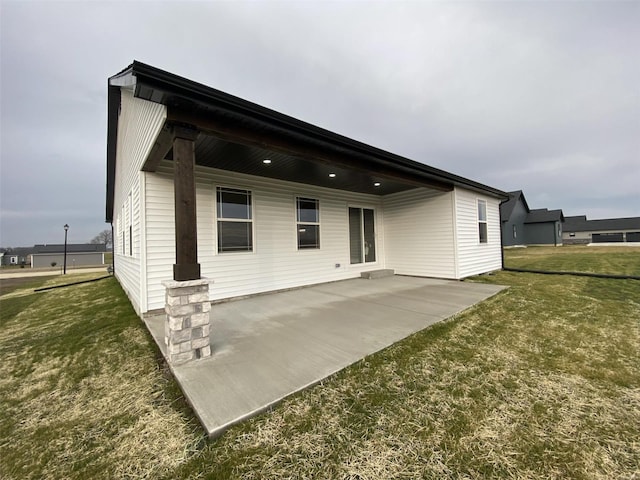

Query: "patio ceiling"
left=188, top=134, right=420, bottom=196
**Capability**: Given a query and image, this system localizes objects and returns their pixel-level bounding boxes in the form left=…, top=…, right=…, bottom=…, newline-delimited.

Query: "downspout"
left=499, top=203, right=505, bottom=270
left=111, top=223, right=115, bottom=276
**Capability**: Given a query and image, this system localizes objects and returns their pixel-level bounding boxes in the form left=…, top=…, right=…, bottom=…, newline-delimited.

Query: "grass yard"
left=504, top=244, right=640, bottom=276
left=1, top=249, right=639, bottom=479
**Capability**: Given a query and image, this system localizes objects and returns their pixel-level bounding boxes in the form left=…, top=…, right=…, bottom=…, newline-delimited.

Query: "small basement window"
left=216, top=187, right=253, bottom=253
left=296, top=197, right=320, bottom=249
left=478, top=200, right=488, bottom=244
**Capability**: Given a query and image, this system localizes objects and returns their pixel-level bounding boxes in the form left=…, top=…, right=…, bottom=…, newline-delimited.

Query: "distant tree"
left=51, top=261, right=57, bottom=267
left=90, top=229, right=113, bottom=248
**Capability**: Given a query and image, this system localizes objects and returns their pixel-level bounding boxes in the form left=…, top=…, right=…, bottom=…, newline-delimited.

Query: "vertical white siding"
left=383, top=188, right=456, bottom=278
left=144, top=162, right=386, bottom=311
left=454, top=187, right=502, bottom=278
left=112, top=89, right=166, bottom=314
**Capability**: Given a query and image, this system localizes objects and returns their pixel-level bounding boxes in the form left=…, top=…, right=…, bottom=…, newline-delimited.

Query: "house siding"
left=112, top=89, right=166, bottom=314
left=31, top=252, right=104, bottom=268
left=454, top=187, right=502, bottom=278
left=502, top=198, right=528, bottom=246
left=383, top=188, right=456, bottom=278
left=144, top=162, right=387, bottom=311
left=526, top=222, right=561, bottom=245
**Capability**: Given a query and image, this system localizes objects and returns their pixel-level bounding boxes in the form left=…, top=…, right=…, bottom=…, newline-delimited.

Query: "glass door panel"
left=349, top=207, right=376, bottom=264
left=363, top=208, right=376, bottom=262
left=349, top=207, right=363, bottom=264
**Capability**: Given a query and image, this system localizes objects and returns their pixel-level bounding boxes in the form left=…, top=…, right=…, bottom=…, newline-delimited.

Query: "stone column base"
left=162, top=278, right=214, bottom=364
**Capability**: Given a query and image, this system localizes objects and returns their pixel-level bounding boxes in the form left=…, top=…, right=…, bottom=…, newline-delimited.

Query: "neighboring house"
left=0, top=247, right=33, bottom=266
left=31, top=244, right=106, bottom=268
left=106, top=61, right=507, bottom=317
left=500, top=190, right=529, bottom=246
left=525, top=208, right=564, bottom=246
left=500, top=190, right=564, bottom=246
left=563, top=216, right=640, bottom=244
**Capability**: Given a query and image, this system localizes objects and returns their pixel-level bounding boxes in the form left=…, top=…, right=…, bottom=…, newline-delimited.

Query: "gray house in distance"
left=0, top=247, right=33, bottom=266
left=500, top=190, right=564, bottom=246
left=31, top=244, right=107, bottom=268
left=562, top=216, right=640, bottom=244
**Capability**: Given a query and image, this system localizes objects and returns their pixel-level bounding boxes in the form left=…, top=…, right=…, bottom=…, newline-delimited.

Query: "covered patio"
left=145, top=275, right=505, bottom=437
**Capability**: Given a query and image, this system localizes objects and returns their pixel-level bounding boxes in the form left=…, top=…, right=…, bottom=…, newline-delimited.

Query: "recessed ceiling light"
left=263, top=159, right=272, bottom=164
left=328, top=173, right=336, bottom=178
left=374, top=182, right=381, bottom=187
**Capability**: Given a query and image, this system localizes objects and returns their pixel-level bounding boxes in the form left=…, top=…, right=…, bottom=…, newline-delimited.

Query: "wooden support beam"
left=172, top=124, right=201, bottom=281
left=166, top=108, right=453, bottom=193
left=143, top=123, right=175, bottom=172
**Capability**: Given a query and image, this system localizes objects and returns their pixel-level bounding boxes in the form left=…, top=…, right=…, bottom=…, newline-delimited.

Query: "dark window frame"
left=478, top=199, right=488, bottom=244
left=216, top=187, right=254, bottom=253
left=296, top=197, right=320, bottom=250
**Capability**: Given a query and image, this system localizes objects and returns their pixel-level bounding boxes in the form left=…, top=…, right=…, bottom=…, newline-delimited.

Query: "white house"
left=106, top=61, right=506, bottom=321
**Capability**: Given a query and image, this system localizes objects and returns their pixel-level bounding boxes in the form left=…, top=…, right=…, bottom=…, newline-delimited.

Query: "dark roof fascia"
left=128, top=61, right=507, bottom=199
left=518, top=191, right=530, bottom=212
left=563, top=216, right=640, bottom=232
left=33, top=244, right=107, bottom=254
left=106, top=83, right=121, bottom=223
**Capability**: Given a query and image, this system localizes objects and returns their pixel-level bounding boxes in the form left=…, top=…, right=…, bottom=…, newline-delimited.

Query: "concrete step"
left=361, top=269, right=395, bottom=280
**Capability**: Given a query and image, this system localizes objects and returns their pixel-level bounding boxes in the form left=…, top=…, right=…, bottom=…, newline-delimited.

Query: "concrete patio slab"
left=145, top=275, right=505, bottom=437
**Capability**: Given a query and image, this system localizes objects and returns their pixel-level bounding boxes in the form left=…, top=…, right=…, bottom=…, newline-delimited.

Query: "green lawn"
left=1, top=250, right=639, bottom=479
left=504, top=245, right=640, bottom=276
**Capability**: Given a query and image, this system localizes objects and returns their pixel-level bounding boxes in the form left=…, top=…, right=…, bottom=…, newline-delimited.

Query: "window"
left=296, top=197, right=320, bottom=249
left=128, top=192, right=133, bottom=256
left=121, top=205, right=125, bottom=254
left=557, top=223, right=562, bottom=238
left=217, top=187, right=253, bottom=252
left=512, top=225, right=517, bottom=239
left=478, top=200, right=488, bottom=244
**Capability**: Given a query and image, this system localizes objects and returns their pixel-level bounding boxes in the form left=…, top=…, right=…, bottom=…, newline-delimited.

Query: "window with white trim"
left=296, top=197, right=320, bottom=249
left=216, top=187, right=253, bottom=252
left=478, top=200, right=488, bottom=244
left=121, top=205, right=126, bottom=254
left=128, top=192, right=133, bottom=256
left=512, top=225, right=517, bottom=239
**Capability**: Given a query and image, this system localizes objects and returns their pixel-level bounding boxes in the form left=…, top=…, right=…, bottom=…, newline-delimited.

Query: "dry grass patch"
left=0, top=278, right=202, bottom=480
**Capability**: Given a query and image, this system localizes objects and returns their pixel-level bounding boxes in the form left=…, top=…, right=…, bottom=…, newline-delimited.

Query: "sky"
left=1, top=1, right=638, bottom=247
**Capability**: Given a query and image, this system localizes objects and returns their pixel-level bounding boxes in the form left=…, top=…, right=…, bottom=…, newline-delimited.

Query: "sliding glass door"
left=349, top=207, right=376, bottom=264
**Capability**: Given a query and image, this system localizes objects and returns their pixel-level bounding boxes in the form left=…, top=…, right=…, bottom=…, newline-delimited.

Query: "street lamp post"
left=63, top=224, right=69, bottom=274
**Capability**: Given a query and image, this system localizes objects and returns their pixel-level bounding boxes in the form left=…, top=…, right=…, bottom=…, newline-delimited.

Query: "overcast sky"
left=1, top=1, right=638, bottom=247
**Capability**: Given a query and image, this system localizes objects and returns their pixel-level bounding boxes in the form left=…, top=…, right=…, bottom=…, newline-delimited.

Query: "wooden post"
left=172, top=125, right=201, bottom=281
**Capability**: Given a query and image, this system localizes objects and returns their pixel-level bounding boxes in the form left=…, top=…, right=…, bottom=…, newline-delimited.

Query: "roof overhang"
left=106, top=61, right=507, bottom=222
